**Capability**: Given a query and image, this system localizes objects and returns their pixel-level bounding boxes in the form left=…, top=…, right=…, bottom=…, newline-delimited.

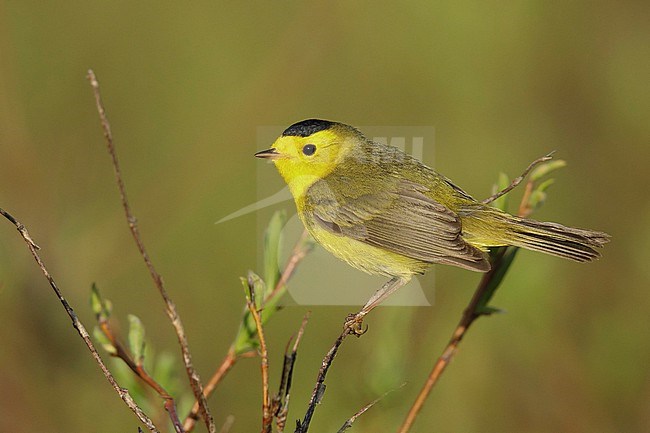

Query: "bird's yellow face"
left=256, top=127, right=353, bottom=199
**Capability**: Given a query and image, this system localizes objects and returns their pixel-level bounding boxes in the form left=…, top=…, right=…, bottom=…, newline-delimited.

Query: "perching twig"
left=275, top=312, right=311, bottom=432
left=481, top=152, right=554, bottom=205
left=182, top=349, right=245, bottom=432
left=397, top=170, right=545, bottom=433
left=86, top=69, right=215, bottom=433
left=295, top=327, right=353, bottom=433
left=0, top=208, right=159, bottom=432
left=246, top=276, right=272, bottom=433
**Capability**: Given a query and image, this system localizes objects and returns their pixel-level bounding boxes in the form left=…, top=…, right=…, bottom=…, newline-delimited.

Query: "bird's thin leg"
left=345, top=276, right=408, bottom=335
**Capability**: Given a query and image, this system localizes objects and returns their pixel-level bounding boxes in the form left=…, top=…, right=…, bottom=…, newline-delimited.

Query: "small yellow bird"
left=255, top=119, right=609, bottom=330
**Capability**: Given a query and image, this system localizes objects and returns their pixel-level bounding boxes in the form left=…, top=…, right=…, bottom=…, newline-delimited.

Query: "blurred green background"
left=1, top=2, right=648, bottom=432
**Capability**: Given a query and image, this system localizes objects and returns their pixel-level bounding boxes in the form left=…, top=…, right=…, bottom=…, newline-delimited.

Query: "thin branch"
left=295, top=327, right=352, bottom=433
left=292, top=313, right=310, bottom=353
left=86, top=69, right=215, bottom=433
left=183, top=349, right=247, bottom=432
left=0, top=208, right=159, bottom=432
left=337, top=384, right=405, bottom=433
left=397, top=174, right=541, bottom=433
left=96, top=315, right=184, bottom=433
left=275, top=312, right=311, bottom=432
left=481, top=152, right=554, bottom=205
left=336, top=398, right=380, bottom=433
left=246, top=277, right=272, bottom=433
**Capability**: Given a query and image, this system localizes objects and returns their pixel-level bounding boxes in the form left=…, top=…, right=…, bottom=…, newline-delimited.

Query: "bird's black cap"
left=282, top=119, right=334, bottom=137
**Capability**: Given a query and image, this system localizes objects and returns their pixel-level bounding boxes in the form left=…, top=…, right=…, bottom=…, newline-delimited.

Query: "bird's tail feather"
left=499, top=215, right=610, bottom=262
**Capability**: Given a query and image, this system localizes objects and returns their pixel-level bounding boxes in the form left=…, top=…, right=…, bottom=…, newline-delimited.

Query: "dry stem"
left=275, top=312, right=311, bottom=432
left=86, top=69, right=214, bottom=433
left=245, top=278, right=272, bottom=433
left=337, top=391, right=390, bottom=433
left=294, top=327, right=352, bottom=433
left=183, top=348, right=243, bottom=432
left=0, top=208, right=159, bottom=432
left=481, top=152, right=554, bottom=205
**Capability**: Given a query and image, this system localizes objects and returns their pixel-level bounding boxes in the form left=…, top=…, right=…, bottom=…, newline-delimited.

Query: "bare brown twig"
left=295, top=327, right=352, bottom=433
left=294, top=310, right=399, bottom=433
left=245, top=276, right=272, bottom=433
left=86, top=69, right=215, bottom=433
left=481, top=152, right=554, bottom=205
left=182, top=348, right=245, bottom=432
left=336, top=384, right=405, bottom=433
left=274, top=312, right=311, bottom=432
left=0, top=208, right=159, bottom=432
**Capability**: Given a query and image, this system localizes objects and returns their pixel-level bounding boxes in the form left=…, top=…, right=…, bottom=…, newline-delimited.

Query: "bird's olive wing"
left=305, top=178, right=490, bottom=272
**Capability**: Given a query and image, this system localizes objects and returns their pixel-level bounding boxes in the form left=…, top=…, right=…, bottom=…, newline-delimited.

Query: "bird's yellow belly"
left=306, top=221, right=428, bottom=279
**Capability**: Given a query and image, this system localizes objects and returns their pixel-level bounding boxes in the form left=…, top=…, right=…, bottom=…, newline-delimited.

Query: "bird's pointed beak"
left=254, top=148, right=281, bottom=160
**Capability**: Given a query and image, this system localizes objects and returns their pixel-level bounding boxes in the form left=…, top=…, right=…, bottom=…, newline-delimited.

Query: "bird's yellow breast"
left=296, top=207, right=427, bottom=279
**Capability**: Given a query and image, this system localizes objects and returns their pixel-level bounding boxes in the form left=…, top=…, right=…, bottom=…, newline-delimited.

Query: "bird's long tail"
left=463, top=208, right=610, bottom=262
left=504, top=216, right=609, bottom=261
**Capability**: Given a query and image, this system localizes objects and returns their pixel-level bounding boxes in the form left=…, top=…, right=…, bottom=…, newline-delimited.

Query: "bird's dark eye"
left=302, top=144, right=317, bottom=156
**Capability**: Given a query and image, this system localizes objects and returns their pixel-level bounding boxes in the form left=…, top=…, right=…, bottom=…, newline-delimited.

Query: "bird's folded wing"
left=305, top=178, right=490, bottom=271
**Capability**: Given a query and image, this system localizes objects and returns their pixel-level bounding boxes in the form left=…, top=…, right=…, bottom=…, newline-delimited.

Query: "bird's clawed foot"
left=344, top=312, right=368, bottom=336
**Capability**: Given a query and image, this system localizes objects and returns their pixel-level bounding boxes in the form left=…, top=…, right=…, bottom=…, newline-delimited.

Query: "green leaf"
left=93, top=326, right=117, bottom=355
left=152, top=351, right=178, bottom=393
left=264, top=210, right=286, bottom=296
left=90, top=284, right=103, bottom=316
left=475, top=247, right=519, bottom=312
left=127, top=314, right=146, bottom=365
left=528, top=190, right=547, bottom=211
left=536, top=177, right=556, bottom=193
left=530, top=159, right=566, bottom=182
left=475, top=305, right=505, bottom=316
left=491, top=172, right=511, bottom=212
left=90, top=283, right=112, bottom=320
left=104, top=299, right=113, bottom=315
left=528, top=178, right=556, bottom=211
